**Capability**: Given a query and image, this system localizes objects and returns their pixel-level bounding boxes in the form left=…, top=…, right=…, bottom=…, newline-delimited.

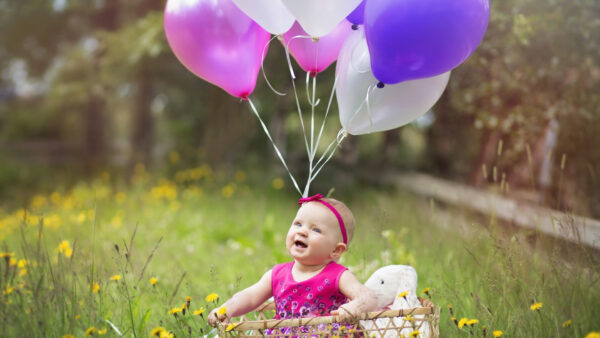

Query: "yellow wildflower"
left=57, top=240, right=72, bottom=258
left=530, top=302, right=543, bottom=311
left=409, top=331, right=420, bottom=337
left=17, top=259, right=27, bottom=268
left=1, top=252, right=15, bottom=260
left=493, top=330, right=503, bottom=337
left=458, top=318, right=468, bottom=329
left=562, top=319, right=572, bottom=328
left=422, top=287, right=431, bottom=297
left=225, top=323, right=237, bottom=332
left=19, top=268, right=27, bottom=276
left=585, top=332, right=600, bottom=338
left=447, top=304, right=454, bottom=316
left=451, top=317, right=458, bottom=326
left=221, top=183, right=235, bottom=198
left=272, top=178, right=284, bottom=190
left=217, top=306, right=227, bottom=316
left=64, top=247, right=73, bottom=258
left=150, top=277, right=158, bottom=286
left=97, top=328, right=107, bottom=335
left=110, top=275, right=121, bottom=281
left=205, top=293, right=219, bottom=302
left=193, top=308, right=205, bottom=316
left=235, top=170, right=246, bottom=182
left=74, top=314, right=81, bottom=320
left=467, top=319, right=479, bottom=326
left=84, top=326, right=95, bottom=337
left=4, top=285, right=14, bottom=295
left=63, top=335, right=75, bottom=338
left=89, top=282, right=100, bottom=293
left=405, top=314, right=415, bottom=323
left=397, top=291, right=408, bottom=299
left=9, top=258, right=16, bottom=266
left=150, top=327, right=166, bottom=336
left=161, top=332, right=174, bottom=338
left=168, top=307, right=182, bottom=315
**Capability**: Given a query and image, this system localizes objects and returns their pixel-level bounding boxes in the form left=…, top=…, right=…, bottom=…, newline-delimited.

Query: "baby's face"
left=286, top=202, right=345, bottom=266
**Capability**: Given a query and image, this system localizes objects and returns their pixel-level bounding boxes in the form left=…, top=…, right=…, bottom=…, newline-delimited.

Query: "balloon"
left=282, top=20, right=352, bottom=76
left=346, top=0, right=366, bottom=25
left=365, top=0, right=489, bottom=84
left=336, top=29, right=450, bottom=135
left=164, top=0, right=271, bottom=98
left=282, top=0, right=363, bottom=37
left=231, top=0, right=294, bottom=35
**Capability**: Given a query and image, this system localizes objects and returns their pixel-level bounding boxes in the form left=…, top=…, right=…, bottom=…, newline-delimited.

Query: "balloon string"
left=305, top=70, right=321, bottom=107
left=313, top=70, right=339, bottom=160
left=346, top=83, right=376, bottom=131
left=247, top=98, right=303, bottom=196
left=364, top=84, right=376, bottom=128
left=261, top=35, right=287, bottom=96
left=314, top=128, right=344, bottom=170
left=305, top=72, right=318, bottom=196
left=305, top=129, right=347, bottom=195
left=284, top=41, right=311, bottom=158
left=284, top=34, right=312, bottom=80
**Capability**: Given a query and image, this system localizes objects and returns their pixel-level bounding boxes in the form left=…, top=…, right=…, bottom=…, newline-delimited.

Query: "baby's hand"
left=418, top=297, right=434, bottom=308
left=330, top=306, right=356, bottom=321
left=207, top=307, right=229, bottom=327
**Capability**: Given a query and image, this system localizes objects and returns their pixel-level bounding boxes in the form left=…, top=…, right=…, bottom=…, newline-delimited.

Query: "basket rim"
left=221, top=306, right=438, bottom=332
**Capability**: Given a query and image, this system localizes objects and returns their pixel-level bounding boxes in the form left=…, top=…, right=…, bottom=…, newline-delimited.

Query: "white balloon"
left=282, top=0, right=362, bottom=37
left=232, top=0, right=295, bottom=35
left=336, top=29, right=450, bottom=135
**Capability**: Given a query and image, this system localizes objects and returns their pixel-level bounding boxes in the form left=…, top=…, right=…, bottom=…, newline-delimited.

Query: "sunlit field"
left=0, top=162, right=598, bottom=337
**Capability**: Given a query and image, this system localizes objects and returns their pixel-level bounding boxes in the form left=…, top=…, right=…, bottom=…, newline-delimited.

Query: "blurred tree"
left=423, top=0, right=600, bottom=216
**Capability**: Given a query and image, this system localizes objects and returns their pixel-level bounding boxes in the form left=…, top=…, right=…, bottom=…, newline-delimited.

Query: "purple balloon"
left=282, top=20, right=352, bottom=76
left=164, top=0, right=271, bottom=98
left=365, top=0, right=490, bottom=84
left=346, top=0, right=366, bottom=25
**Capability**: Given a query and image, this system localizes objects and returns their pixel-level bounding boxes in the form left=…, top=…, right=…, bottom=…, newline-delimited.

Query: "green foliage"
left=1, top=165, right=599, bottom=336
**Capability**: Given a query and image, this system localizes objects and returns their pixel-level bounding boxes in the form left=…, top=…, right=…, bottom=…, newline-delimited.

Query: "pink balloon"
left=164, top=0, right=271, bottom=98
left=282, top=20, right=352, bottom=76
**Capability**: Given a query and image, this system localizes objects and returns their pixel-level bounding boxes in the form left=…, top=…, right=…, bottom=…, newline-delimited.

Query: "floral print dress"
left=264, top=261, right=354, bottom=336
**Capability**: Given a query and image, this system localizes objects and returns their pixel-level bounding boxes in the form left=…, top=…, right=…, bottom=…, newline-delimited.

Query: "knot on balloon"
left=351, top=24, right=359, bottom=31
left=377, top=82, right=385, bottom=89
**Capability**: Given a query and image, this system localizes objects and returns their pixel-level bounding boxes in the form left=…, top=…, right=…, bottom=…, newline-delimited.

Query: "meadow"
left=0, top=161, right=598, bottom=337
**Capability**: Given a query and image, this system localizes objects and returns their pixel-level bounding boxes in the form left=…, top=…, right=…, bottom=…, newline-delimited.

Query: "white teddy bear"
left=360, top=265, right=431, bottom=338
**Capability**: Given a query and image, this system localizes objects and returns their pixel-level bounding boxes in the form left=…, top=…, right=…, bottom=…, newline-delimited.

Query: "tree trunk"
left=469, top=128, right=502, bottom=187
left=377, top=130, right=400, bottom=172
left=130, top=62, right=154, bottom=168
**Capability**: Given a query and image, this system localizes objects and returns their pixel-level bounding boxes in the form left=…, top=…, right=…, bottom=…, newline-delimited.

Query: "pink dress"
left=272, top=261, right=348, bottom=320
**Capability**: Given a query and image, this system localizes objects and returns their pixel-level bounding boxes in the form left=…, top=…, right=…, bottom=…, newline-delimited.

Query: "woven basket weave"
left=217, top=301, right=440, bottom=337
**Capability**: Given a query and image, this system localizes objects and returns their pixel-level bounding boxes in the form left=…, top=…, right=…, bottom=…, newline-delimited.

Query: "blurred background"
left=0, top=0, right=599, bottom=218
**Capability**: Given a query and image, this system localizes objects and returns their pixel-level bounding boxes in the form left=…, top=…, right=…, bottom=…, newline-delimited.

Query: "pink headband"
left=298, top=194, right=348, bottom=245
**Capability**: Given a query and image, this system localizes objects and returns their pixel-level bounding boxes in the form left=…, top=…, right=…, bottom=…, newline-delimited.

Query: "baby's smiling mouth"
left=294, top=240, right=308, bottom=248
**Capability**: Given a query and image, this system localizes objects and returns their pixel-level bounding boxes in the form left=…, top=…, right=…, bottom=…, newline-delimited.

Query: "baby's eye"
left=312, top=228, right=321, bottom=233
left=294, top=222, right=302, bottom=227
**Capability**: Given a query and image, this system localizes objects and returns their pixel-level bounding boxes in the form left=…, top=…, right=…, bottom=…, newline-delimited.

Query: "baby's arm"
left=333, top=270, right=377, bottom=318
left=208, top=269, right=272, bottom=326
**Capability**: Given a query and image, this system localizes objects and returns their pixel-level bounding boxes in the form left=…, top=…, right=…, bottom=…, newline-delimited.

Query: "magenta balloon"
left=282, top=20, right=352, bottom=75
left=164, top=0, right=271, bottom=98
left=365, top=0, right=490, bottom=84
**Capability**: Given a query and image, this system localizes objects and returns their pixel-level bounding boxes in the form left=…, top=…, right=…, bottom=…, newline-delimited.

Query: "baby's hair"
left=321, top=197, right=355, bottom=245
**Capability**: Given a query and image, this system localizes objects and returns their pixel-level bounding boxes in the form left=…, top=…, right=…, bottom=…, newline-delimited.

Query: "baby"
left=208, top=194, right=376, bottom=327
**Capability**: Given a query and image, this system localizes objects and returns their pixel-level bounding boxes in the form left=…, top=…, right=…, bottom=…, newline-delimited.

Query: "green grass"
left=0, top=165, right=598, bottom=337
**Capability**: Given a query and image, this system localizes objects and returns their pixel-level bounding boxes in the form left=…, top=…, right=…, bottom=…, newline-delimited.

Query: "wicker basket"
left=217, top=301, right=440, bottom=337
